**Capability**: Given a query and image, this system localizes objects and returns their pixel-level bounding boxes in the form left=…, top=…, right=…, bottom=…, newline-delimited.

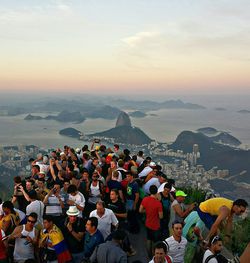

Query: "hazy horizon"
left=0, top=0, right=250, bottom=95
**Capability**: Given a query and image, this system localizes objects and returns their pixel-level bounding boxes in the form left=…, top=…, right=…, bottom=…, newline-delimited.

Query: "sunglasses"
left=211, top=235, right=221, bottom=244
left=27, top=219, right=36, bottom=224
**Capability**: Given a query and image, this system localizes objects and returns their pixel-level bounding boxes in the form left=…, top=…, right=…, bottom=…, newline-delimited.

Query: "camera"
left=94, top=139, right=100, bottom=143
left=53, top=188, right=57, bottom=194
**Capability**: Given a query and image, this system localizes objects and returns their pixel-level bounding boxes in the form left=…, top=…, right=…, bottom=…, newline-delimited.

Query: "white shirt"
left=202, top=250, right=218, bottom=263
left=89, top=208, right=118, bottom=240
left=143, top=177, right=160, bottom=195
left=26, top=200, right=44, bottom=225
left=165, top=236, right=187, bottom=263
left=45, top=195, right=64, bottom=216
left=149, top=255, right=173, bottom=263
left=138, top=166, right=153, bottom=178
left=68, top=192, right=85, bottom=217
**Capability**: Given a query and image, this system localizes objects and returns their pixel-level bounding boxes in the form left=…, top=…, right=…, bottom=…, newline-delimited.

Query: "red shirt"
left=141, top=196, right=162, bottom=230
left=0, top=230, right=7, bottom=260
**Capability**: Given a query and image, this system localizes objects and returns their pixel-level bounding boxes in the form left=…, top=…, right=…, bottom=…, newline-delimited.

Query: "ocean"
left=0, top=107, right=249, bottom=149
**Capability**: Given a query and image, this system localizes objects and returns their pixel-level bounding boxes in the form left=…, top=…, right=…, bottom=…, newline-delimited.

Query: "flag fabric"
left=40, top=224, right=72, bottom=263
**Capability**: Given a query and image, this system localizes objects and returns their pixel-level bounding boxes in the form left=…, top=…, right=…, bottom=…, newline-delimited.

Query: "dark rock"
left=238, top=109, right=250, bottom=114
left=24, top=114, right=43, bottom=120
left=211, top=132, right=241, bottom=146
left=129, top=111, right=147, bottom=118
left=59, top=128, right=82, bottom=138
left=116, top=112, right=132, bottom=127
left=197, top=127, right=218, bottom=135
left=170, top=131, right=250, bottom=183
left=85, top=106, right=121, bottom=120
left=90, top=125, right=152, bottom=145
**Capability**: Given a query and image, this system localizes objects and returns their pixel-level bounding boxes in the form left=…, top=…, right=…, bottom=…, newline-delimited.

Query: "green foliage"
left=181, top=187, right=207, bottom=205
left=230, top=217, right=250, bottom=255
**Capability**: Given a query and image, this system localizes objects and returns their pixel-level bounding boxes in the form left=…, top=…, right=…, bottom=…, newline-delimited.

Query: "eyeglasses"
left=211, top=235, right=220, bottom=244
left=27, top=219, right=36, bottom=224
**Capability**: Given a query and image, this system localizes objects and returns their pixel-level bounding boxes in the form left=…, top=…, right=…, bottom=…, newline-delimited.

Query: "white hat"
left=75, top=148, right=81, bottom=153
left=66, top=206, right=80, bottom=216
left=60, top=152, right=66, bottom=156
left=149, top=161, right=156, bottom=167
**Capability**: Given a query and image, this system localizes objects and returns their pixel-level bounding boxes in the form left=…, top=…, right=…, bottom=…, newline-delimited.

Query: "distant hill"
left=197, top=127, right=241, bottom=146
left=238, top=109, right=250, bottom=114
left=89, top=111, right=152, bottom=145
left=129, top=111, right=147, bottom=118
left=197, top=127, right=218, bottom=135
left=211, top=132, right=241, bottom=146
left=25, top=110, right=86, bottom=123
left=89, top=125, right=152, bottom=145
left=109, top=99, right=205, bottom=111
left=59, top=128, right=82, bottom=138
left=116, top=112, right=132, bottom=127
left=84, top=106, right=121, bottom=120
left=24, top=114, right=43, bottom=120
left=215, top=107, right=227, bottom=111
left=170, top=131, right=250, bottom=183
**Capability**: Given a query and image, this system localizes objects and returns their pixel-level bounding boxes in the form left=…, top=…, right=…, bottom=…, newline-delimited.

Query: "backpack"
left=205, top=254, right=228, bottom=263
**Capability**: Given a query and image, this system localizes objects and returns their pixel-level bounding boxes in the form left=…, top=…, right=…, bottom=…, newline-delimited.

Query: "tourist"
left=43, top=183, right=64, bottom=227
left=8, top=212, right=39, bottom=263
left=89, top=200, right=118, bottom=240
left=82, top=217, right=104, bottom=260
left=202, top=235, right=224, bottom=263
left=158, top=182, right=174, bottom=239
left=90, top=230, right=128, bottom=263
left=165, top=221, right=187, bottom=263
left=87, top=170, right=105, bottom=214
left=197, top=198, right=248, bottom=242
left=39, top=215, right=72, bottom=263
left=149, top=241, right=173, bottom=263
left=139, top=185, right=163, bottom=257
left=67, top=184, right=85, bottom=218
left=26, top=190, right=44, bottom=228
left=171, top=190, right=196, bottom=224
left=63, top=206, right=85, bottom=263
left=0, top=201, right=20, bottom=236
left=125, top=171, right=140, bottom=234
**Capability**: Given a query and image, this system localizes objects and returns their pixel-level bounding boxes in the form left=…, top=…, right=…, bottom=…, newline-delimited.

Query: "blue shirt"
left=83, top=229, right=104, bottom=258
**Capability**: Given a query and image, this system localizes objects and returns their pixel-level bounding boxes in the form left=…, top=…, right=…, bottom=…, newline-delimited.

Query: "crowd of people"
left=0, top=141, right=249, bottom=263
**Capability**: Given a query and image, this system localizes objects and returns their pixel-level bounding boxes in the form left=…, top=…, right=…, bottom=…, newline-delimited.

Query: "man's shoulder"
left=89, top=210, right=97, bottom=217
left=203, top=250, right=218, bottom=263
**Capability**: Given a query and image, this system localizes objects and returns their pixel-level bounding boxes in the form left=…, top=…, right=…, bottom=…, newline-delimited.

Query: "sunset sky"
left=0, top=0, right=250, bottom=95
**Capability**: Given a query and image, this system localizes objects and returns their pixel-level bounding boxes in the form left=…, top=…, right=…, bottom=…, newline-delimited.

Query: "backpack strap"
left=204, top=254, right=217, bottom=263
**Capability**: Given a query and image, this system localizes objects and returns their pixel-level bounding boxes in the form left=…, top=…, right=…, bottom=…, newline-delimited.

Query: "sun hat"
left=175, top=190, right=187, bottom=197
left=66, top=206, right=80, bottom=216
left=75, top=148, right=81, bottom=154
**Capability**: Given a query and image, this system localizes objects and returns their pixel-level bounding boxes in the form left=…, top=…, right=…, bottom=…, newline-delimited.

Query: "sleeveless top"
left=160, top=192, right=171, bottom=216
left=199, top=198, right=233, bottom=216
left=13, top=225, right=35, bottom=261
left=88, top=182, right=101, bottom=204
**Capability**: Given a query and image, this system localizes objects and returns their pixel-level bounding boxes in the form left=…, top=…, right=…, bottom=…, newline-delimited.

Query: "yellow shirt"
left=199, top=197, right=233, bottom=216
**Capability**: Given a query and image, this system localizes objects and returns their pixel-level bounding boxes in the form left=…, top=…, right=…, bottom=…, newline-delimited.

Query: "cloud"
left=0, top=1, right=73, bottom=24
left=122, top=31, right=161, bottom=48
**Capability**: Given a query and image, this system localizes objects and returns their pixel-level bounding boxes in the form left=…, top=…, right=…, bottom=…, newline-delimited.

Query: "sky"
left=0, top=0, right=250, bottom=96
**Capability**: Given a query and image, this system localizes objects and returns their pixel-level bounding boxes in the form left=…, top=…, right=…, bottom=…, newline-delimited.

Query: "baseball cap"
left=175, top=190, right=187, bottom=197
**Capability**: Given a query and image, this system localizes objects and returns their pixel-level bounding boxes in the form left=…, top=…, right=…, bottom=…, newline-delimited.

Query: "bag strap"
left=205, top=254, right=217, bottom=263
